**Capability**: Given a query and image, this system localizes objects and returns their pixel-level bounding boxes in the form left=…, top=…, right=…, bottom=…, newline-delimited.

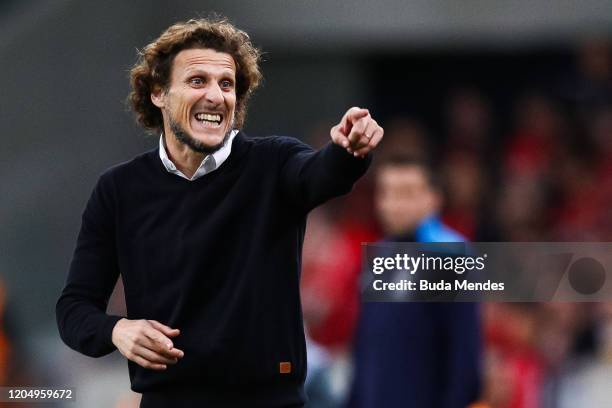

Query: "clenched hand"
left=330, top=107, right=384, bottom=158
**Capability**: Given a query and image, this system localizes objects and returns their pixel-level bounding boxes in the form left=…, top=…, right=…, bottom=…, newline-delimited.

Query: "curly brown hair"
left=128, top=17, right=262, bottom=131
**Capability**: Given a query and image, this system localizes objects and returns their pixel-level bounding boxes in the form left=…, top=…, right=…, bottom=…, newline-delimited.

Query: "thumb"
left=148, top=320, right=180, bottom=337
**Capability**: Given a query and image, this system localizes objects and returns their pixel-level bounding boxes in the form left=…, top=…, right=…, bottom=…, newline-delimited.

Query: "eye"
left=220, top=79, right=234, bottom=89
left=189, top=77, right=204, bottom=86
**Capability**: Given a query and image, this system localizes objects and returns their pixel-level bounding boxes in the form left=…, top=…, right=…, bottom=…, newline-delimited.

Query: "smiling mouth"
left=194, top=112, right=223, bottom=127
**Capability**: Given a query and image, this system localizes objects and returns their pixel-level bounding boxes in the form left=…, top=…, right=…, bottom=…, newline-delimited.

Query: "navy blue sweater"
left=56, top=132, right=371, bottom=406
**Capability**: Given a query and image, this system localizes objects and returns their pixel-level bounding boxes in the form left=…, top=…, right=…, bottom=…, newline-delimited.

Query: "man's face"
left=375, top=164, right=440, bottom=236
left=151, top=48, right=237, bottom=154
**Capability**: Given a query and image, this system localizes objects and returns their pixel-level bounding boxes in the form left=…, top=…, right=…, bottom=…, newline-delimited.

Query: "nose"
left=204, top=82, right=224, bottom=106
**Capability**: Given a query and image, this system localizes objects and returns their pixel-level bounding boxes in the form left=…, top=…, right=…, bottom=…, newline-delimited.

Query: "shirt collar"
left=158, top=129, right=238, bottom=181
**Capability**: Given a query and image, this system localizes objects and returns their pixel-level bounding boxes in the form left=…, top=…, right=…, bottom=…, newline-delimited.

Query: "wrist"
left=110, top=317, right=127, bottom=345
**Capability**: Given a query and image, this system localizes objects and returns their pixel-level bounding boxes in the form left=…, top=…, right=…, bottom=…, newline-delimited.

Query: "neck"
left=163, top=131, right=206, bottom=179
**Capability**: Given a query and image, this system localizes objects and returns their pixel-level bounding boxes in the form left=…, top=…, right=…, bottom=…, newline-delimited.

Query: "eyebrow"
left=183, top=68, right=236, bottom=78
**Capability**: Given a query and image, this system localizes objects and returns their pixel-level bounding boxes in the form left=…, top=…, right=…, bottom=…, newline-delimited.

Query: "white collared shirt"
left=158, top=129, right=238, bottom=181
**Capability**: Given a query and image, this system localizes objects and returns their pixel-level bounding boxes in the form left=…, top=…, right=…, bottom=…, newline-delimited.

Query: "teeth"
left=195, top=113, right=221, bottom=122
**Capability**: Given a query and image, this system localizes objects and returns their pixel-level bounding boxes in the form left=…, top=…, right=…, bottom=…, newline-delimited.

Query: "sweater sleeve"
left=278, top=136, right=372, bottom=212
left=55, top=172, right=123, bottom=357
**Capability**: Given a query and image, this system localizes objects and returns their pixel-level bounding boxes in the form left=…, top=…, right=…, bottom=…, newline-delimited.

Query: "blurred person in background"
left=557, top=38, right=612, bottom=122
left=557, top=302, right=612, bottom=407
left=443, top=88, right=494, bottom=161
left=347, top=156, right=481, bottom=408
left=55, top=16, right=384, bottom=408
left=441, top=88, right=499, bottom=241
left=441, top=151, right=488, bottom=241
left=482, top=303, right=545, bottom=408
left=503, top=92, right=564, bottom=181
left=496, top=93, right=566, bottom=241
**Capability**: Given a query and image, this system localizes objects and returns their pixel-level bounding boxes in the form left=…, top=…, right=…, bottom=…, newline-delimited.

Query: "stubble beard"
left=167, top=114, right=234, bottom=155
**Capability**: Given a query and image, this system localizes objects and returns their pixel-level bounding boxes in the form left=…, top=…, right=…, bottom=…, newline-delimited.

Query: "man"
left=55, top=17, right=383, bottom=407
left=348, top=156, right=481, bottom=408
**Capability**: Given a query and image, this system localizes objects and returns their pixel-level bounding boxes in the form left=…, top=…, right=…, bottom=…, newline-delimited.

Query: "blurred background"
left=2, top=0, right=612, bottom=407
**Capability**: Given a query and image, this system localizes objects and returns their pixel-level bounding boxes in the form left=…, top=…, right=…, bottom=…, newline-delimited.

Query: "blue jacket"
left=348, top=215, right=481, bottom=408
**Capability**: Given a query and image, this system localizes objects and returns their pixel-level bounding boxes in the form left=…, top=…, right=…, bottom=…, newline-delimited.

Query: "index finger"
left=142, top=329, right=184, bottom=358
left=143, top=327, right=175, bottom=351
left=340, top=107, right=369, bottom=134
left=346, top=107, right=369, bottom=124
left=148, top=320, right=180, bottom=337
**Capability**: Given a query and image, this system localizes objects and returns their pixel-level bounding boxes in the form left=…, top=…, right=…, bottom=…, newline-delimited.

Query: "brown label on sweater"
left=279, top=362, right=291, bottom=374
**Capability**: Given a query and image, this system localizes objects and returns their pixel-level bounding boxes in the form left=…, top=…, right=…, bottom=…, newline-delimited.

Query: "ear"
left=150, top=85, right=165, bottom=109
